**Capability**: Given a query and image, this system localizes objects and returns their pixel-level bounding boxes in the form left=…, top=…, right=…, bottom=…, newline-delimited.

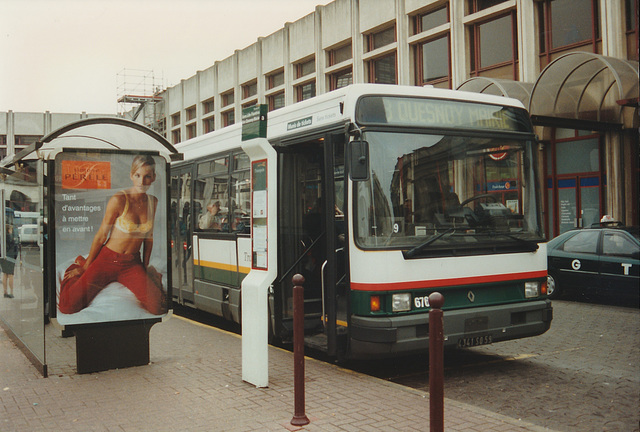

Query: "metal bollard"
left=290, top=274, right=310, bottom=426
left=428, top=292, right=445, bottom=432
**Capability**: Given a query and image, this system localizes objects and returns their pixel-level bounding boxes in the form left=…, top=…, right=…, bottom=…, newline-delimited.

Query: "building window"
left=172, top=129, right=181, bottom=144
left=202, top=98, right=215, bottom=115
left=268, top=92, right=285, bottom=111
left=203, top=117, right=215, bottom=134
left=242, top=81, right=257, bottom=99
left=222, top=90, right=234, bottom=107
left=186, top=123, right=196, bottom=140
left=469, top=12, right=518, bottom=79
left=538, top=0, right=600, bottom=57
left=296, top=58, right=315, bottom=79
left=468, top=0, right=508, bottom=13
left=0, top=135, right=6, bottom=146
left=368, top=53, right=397, bottom=84
left=366, top=26, right=395, bottom=52
left=328, top=43, right=352, bottom=66
left=14, top=135, right=41, bottom=146
left=414, top=6, right=450, bottom=88
left=186, top=105, right=196, bottom=121
left=416, top=36, right=450, bottom=87
left=329, top=68, right=353, bottom=90
left=267, top=70, right=285, bottom=89
left=171, top=112, right=181, bottom=127
left=414, top=6, right=448, bottom=34
left=296, top=81, right=316, bottom=102
left=223, top=110, right=235, bottom=127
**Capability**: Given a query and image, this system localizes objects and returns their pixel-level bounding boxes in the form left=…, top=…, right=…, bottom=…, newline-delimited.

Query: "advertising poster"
left=54, top=151, right=168, bottom=325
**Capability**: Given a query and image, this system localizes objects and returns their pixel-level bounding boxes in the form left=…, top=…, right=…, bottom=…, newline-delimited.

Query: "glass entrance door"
left=557, top=176, right=601, bottom=234
left=548, top=134, right=601, bottom=237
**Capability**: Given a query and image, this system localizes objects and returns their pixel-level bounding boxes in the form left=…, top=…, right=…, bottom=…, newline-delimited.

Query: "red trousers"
left=58, top=247, right=164, bottom=315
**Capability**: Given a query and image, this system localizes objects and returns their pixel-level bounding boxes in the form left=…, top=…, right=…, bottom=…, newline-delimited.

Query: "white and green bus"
left=170, top=84, right=552, bottom=358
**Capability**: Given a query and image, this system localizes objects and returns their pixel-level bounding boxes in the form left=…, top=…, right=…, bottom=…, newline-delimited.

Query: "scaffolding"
left=116, top=69, right=165, bottom=135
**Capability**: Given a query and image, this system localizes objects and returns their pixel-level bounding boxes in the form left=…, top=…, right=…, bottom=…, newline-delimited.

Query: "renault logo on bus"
left=467, top=291, right=475, bottom=302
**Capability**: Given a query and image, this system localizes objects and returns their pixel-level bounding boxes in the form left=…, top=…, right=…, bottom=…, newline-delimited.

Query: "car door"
left=550, top=230, right=601, bottom=290
left=598, top=230, right=640, bottom=295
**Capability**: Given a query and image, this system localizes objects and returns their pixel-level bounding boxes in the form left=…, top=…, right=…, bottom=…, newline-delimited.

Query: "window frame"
left=186, top=123, right=197, bottom=140
left=202, top=98, right=215, bottom=115
left=222, top=109, right=235, bottom=127
left=537, top=0, right=601, bottom=61
left=328, top=42, right=353, bottom=66
left=242, top=80, right=258, bottom=99
left=268, top=91, right=285, bottom=111
left=266, top=70, right=285, bottom=90
left=203, top=116, right=215, bottom=134
left=295, top=80, right=316, bottom=102
left=414, top=5, right=449, bottom=34
left=365, top=25, right=397, bottom=52
left=194, top=151, right=251, bottom=235
left=367, top=52, right=398, bottom=84
left=468, top=11, right=519, bottom=79
left=415, top=34, right=451, bottom=88
left=222, top=90, right=235, bottom=107
left=329, top=67, right=353, bottom=91
left=171, top=112, right=181, bottom=127
left=296, top=58, right=316, bottom=79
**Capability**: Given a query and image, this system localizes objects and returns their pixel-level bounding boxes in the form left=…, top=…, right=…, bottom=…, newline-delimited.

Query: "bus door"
left=276, top=133, right=346, bottom=356
left=170, top=167, right=194, bottom=304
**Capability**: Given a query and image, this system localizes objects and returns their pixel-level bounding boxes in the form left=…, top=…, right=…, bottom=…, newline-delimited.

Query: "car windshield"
left=354, top=131, right=544, bottom=255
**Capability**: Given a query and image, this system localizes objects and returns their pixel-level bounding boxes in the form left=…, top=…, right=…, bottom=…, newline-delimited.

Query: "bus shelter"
left=0, top=118, right=180, bottom=376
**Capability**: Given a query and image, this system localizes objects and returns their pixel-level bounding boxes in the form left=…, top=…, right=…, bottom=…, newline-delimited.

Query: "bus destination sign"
left=356, top=96, right=531, bottom=133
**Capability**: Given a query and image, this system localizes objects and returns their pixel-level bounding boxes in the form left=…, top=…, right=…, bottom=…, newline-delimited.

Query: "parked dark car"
left=546, top=222, right=639, bottom=301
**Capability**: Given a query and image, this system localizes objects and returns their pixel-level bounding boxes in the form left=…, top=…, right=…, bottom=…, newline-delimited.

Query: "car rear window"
left=603, top=232, right=638, bottom=258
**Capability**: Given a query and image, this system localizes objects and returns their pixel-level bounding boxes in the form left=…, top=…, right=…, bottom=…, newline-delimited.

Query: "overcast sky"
left=0, top=0, right=329, bottom=114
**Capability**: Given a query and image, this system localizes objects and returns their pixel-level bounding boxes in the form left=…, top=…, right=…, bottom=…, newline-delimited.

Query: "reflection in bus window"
left=356, top=131, right=541, bottom=250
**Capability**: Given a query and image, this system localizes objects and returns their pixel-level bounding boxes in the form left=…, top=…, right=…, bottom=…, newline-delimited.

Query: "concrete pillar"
left=315, top=6, right=326, bottom=95
left=351, top=0, right=364, bottom=84
left=395, top=0, right=410, bottom=85
left=449, top=0, right=466, bottom=88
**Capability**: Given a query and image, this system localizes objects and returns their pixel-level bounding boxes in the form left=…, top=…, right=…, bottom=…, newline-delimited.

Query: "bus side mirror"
left=348, top=140, right=369, bottom=181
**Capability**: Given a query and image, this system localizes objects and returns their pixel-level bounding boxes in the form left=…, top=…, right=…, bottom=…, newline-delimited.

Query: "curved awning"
left=529, top=52, right=639, bottom=130
left=1, top=117, right=182, bottom=168
left=457, top=77, right=534, bottom=109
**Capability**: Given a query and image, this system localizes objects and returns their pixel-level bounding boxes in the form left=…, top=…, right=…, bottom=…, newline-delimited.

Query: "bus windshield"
left=354, top=131, right=544, bottom=254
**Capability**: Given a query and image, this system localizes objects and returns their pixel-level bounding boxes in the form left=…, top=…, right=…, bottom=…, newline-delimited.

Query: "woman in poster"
left=58, top=155, right=165, bottom=315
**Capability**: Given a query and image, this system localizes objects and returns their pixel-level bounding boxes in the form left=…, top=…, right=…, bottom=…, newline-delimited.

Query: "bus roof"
left=175, top=84, right=528, bottom=162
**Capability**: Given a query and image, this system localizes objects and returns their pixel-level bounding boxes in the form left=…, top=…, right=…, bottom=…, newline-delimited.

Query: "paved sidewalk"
left=1, top=315, right=557, bottom=432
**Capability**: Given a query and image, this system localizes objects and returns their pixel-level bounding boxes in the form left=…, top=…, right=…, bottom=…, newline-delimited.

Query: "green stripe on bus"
left=351, top=280, right=539, bottom=316
left=195, top=264, right=249, bottom=287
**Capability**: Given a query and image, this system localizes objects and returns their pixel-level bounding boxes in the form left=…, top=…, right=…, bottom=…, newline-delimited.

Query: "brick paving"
left=1, top=315, right=558, bottom=432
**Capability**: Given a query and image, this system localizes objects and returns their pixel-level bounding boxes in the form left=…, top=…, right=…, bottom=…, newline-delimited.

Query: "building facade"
left=3, top=0, right=637, bottom=236
left=145, top=0, right=638, bottom=237
left=0, top=111, right=119, bottom=162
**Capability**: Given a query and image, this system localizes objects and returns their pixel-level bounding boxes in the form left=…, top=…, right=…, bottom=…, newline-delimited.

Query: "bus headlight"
left=524, top=282, right=540, bottom=298
left=392, top=293, right=412, bottom=312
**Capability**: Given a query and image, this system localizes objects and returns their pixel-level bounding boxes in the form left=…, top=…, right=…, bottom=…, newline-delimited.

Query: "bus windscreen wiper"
left=487, top=232, right=540, bottom=251
left=403, top=228, right=455, bottom=258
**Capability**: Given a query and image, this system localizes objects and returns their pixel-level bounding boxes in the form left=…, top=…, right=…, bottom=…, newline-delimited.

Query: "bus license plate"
left=457, top=335, right=492, bottom=348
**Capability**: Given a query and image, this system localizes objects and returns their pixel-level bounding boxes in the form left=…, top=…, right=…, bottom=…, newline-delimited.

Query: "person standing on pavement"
left=1, top=224, right=17, bottom=298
